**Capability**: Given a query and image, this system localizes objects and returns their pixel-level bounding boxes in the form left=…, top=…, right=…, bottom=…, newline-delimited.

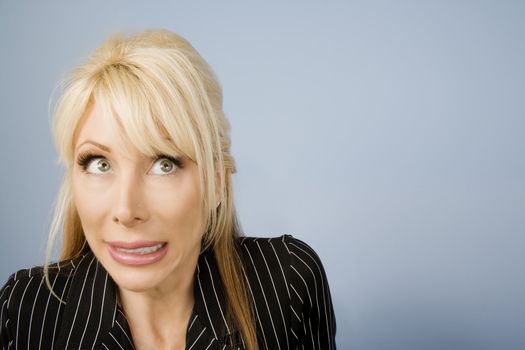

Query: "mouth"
left=115, top=242, right=165, bottom=254
left=107, top=241, right=168, bottom=266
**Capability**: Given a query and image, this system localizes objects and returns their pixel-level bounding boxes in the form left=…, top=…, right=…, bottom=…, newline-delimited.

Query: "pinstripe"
left=270, top=240, right=290, bottom=299
left=27, top=275, right=44, bottom=346
left=188, top=327, right=206, bottom=350
left=204, top=257, right=231, bottom=334
left=308, top=318, right=315, bottom=349
left=115, top=319, right=134, bottom=348
left=6, top=279, right=19, bottom=310
left=204, top=338, right=214, bottom=349
left=38, top=262, right=61, bottom=349
left=242, top=264, right=269, bottom=350
left=291, top=252, right=321, bottom=349
left=79, top=261, right=99, bottom=347
left=109, top=331, right=125, bottom=350
left=0, top=281, right=12, bottom=349
left=244, top=245, right=281, bottom=350
left=116, top=309, right=127, bottom=323
left=92, top=272, right=109, bottom=349
left=111, top=296, right=118, bottom=325
left=239, top=332, right=246, bottom=348
left=0, top=300, right=7, bottom=331
left=15, top=275, right=34, bottom=349
left=290, top=283, right=304, bottom=304
left=282, top=235, right=291, bottom=254
left=188, top=314, right=198, bottom=331
left=291, top=328, right=298, bottom=340
left=301, top=312, right=307, bottom=339
left=51, top=267, right=74, bottom=349
left=291, top=265, right=313, bottom=306
left=197, top=268, right=218, bottom=339
left=256, top=241, right=289, bottom=349
left=0, top=235, right=336, bottom=349
left=291, top=241, right=334, bottom=349
left=291, top=306, right=300, bottom=321
left=64, top=255, right=96, bottom=348
left=0, top=283, right=10, bottom=302
left=0, top=282, right=10, bottom=350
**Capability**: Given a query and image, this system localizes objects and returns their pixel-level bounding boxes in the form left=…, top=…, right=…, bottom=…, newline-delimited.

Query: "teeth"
left=116, top=243, right=164, bottom=255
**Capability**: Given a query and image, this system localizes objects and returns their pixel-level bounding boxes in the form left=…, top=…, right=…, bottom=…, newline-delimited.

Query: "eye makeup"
left=156, top=154, right=184, bottom=169
left=76, top=150, right=103, bottom=172
left=75, top=151, right=184, bottom=173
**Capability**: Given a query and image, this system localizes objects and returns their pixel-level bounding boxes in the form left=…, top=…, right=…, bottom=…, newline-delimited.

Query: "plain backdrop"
left=1, top=1, right=524, bottom=349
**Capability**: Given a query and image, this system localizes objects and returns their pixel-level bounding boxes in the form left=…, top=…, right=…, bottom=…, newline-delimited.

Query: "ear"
left=215, top=167, right=223, bottom=209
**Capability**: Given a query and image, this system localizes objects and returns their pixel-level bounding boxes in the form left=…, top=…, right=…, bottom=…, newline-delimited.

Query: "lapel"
left=190, top=248, right=243, bottom=349
left=54, top=249, right=243, bottom=349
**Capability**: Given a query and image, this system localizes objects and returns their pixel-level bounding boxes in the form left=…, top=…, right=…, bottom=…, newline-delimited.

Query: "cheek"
left=72, top=176, right=110, bottom=232
left=153, top=179, right=205, bottom=235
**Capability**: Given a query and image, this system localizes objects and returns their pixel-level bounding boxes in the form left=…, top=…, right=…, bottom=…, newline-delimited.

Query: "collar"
left=54, top=248, right=242, bottom=349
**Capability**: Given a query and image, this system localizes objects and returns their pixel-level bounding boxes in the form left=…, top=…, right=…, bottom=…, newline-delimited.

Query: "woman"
left=0, top=29, right=336, bottom=349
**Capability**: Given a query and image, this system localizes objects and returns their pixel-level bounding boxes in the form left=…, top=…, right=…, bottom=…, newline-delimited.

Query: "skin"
left=71, top=103, right=206, bottom=349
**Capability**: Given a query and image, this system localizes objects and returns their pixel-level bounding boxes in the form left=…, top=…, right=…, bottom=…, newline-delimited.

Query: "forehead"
left=73, top=84, right=197, bottom=163
left=74, top=103, right=139, bottom=156
left=76, top=103, right=110, bottom=138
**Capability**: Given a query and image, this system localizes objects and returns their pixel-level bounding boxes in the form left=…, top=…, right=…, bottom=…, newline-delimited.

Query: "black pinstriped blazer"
left=0, top=235, right=336, bottom=349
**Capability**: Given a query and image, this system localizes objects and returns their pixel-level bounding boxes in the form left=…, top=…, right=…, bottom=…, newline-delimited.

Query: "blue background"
left=1, top=1, right=524, bottom=349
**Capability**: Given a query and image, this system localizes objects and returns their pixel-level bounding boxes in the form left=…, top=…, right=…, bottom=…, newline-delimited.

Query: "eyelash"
left=76, top=151, right=184, bottom=173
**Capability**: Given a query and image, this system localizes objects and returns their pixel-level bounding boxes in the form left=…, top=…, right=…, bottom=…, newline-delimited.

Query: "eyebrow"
left=75, top=140, right=112, bottom=153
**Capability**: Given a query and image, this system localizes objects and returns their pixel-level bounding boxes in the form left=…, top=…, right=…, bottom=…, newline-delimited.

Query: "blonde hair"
left=44, top=28, right=258, bottom=349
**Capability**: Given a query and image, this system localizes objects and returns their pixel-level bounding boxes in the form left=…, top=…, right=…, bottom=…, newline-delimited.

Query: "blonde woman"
left=0, top=29, right=336, bottom=349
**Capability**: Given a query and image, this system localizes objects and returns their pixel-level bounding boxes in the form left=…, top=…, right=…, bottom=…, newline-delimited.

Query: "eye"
left=150, top=156, right=182, bottom=175
left=77, top=152, right=112, bottom=174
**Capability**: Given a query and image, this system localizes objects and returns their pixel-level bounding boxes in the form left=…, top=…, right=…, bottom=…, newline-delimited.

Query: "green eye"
left=77, top=153, right=113, bottom=174
left=80, top=156, right=112, bottom=174
left=160, top=159, right=174, bottom=173
left=95, top=159, right=111, bottom=173
left=150, top=157, right=179, bottom=175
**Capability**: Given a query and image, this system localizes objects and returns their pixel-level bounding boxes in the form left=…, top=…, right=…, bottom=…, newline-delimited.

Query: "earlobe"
left=215, top=167, right=223, bottom=209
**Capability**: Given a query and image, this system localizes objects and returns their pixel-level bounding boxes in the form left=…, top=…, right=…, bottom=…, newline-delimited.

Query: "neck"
left=118, top=255, right=199, bottom=349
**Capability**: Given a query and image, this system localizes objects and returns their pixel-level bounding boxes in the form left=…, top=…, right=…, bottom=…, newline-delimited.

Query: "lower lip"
left=107, top=243, right=168, bottom=266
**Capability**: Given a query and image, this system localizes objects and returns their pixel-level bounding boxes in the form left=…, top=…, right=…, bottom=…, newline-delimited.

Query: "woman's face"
left=72, top=103, right=206, bottom=293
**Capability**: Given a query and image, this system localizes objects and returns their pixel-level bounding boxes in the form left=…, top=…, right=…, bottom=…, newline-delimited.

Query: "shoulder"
left=237, top=234, right=337, bottom=348
left=0, top=255, right=88, bottom=347
left=237, top=234, right=326, bottom=279
left=0, top=255, right=85, bottom=307
left=0, top=259, right=75, bottom=312
left=240, top=234, right=329, bottom=294
left=237, top=233, right=313, bottom=256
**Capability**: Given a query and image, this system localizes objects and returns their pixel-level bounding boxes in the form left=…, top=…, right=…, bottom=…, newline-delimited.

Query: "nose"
left=112, top=173, right=149, bottom=227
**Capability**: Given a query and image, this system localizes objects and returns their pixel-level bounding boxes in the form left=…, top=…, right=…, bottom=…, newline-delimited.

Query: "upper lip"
left=107, top=241, right=166, bottom=249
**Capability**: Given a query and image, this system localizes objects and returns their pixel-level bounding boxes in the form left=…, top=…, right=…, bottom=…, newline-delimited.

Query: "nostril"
left=113, top=216, right=143, bottom=225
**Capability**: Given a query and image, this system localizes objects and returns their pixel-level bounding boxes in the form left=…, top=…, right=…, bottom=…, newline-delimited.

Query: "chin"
left=108, top=264, right=171, bottom=292
left=113, top=275, right=161, bottom=292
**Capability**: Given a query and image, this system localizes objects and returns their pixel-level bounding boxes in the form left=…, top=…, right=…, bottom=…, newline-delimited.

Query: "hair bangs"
left=92, top=63, right=196, bottom=162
